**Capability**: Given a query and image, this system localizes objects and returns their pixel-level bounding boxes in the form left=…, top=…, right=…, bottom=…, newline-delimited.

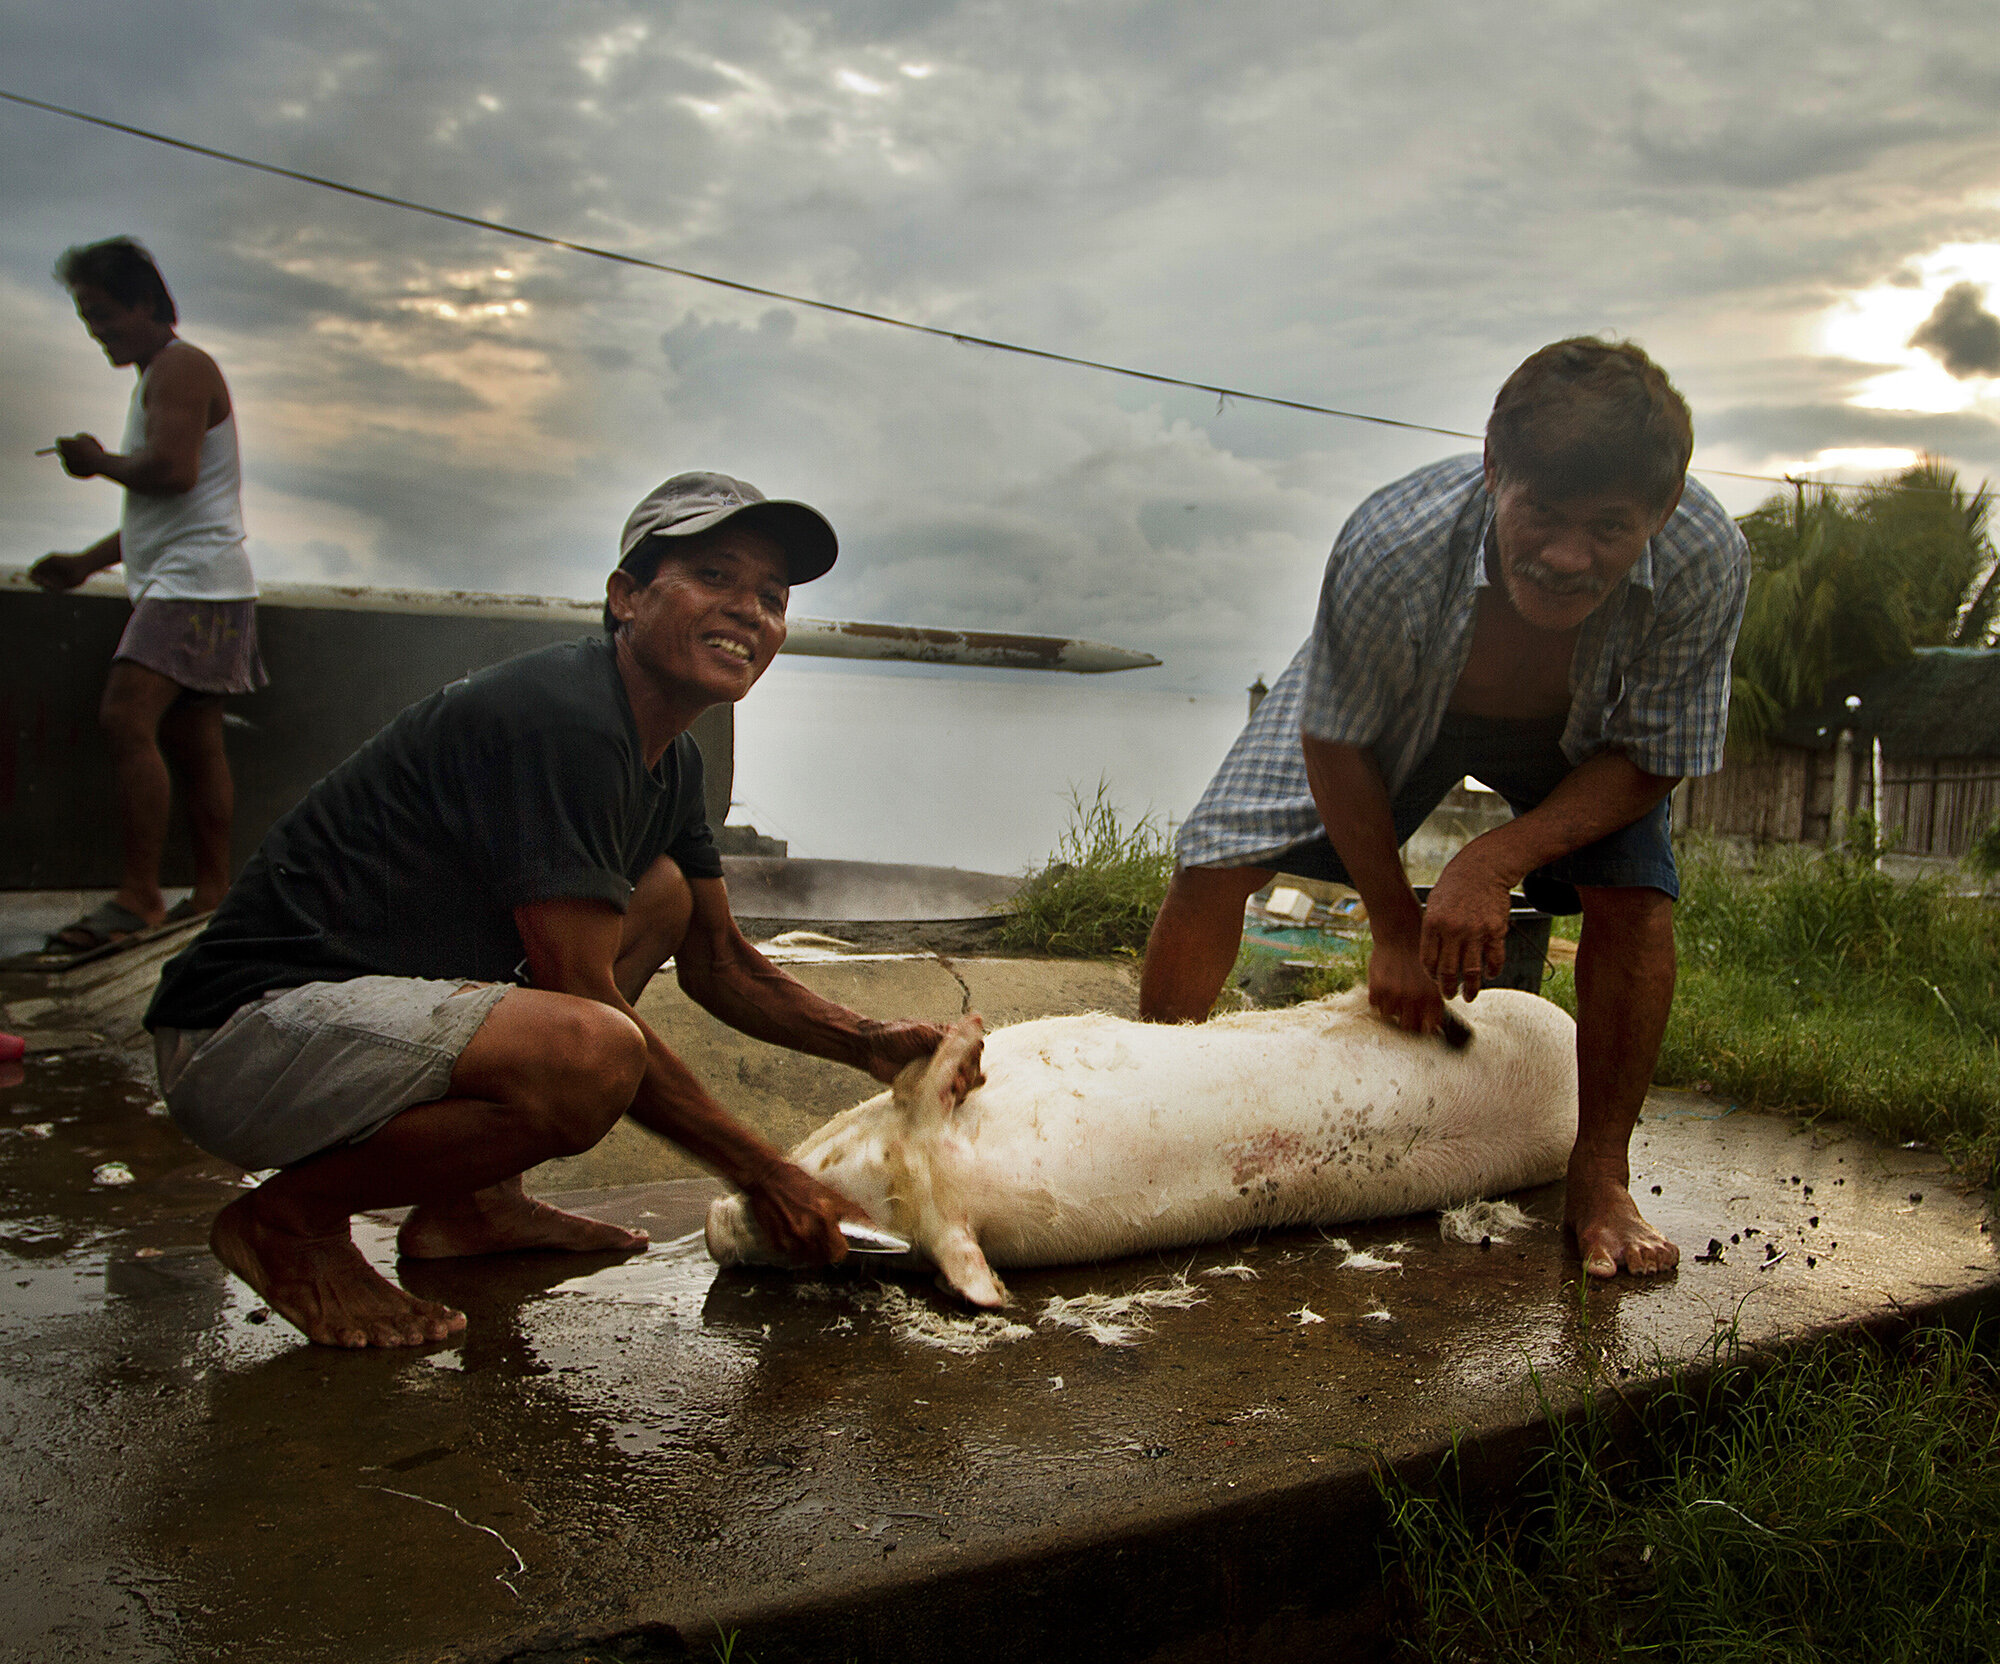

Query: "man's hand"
left=857, top=1017, right=986, bottom=1093
left=29, top=552, right=93, bottom=592
left=1420, top=854, right=1514, bottom=1001
left=1368, top=934, right=1446, bottom=1034
left=743, top=1158, right=870, bottom=1266
left=54, top=434, right=110, bottom=478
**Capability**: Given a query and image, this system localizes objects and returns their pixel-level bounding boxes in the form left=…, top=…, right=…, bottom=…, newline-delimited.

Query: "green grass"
left=1279, top=946, right=1367, bottom=1001
left=994, top=783, right=1176, bottom=958
left=1541, top=835, right=2000, bottom=1183
left=1378, top=1325, right=2000, bottom=1662
left=1971, top=814, right=2000, bottom=881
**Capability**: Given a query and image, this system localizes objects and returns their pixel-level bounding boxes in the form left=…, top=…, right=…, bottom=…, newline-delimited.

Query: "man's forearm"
left=79, top=532, right=123, bottom=571
left=1301, top=735, right=1422, bottom=945
left=1454, top=751, right=1677, bottom=887
left=623, top=1027, right=792, bottom=1190
left=677, top=941, right=881, bottom=1072
left=535, top=956, right=793, bottom=1188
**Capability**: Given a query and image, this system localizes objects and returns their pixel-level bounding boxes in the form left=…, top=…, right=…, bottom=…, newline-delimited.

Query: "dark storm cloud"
left=259, top=442, right=607, bottom=592
left=185, top=251, right=383, bottom=333
left=1909, top=282, right=2000, bottom=379
left=4, top=0, right=2000, bottom=693
left=299, top=350, right=493, bottom=416
left=1625, top=108, right=1976, bottom=192
left=1703, top=402, right=2000, bottom=468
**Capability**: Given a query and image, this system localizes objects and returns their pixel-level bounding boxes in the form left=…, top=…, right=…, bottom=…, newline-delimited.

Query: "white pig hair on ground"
left=707, top=986, right=1577, bottom=1308
left=872, top=1286, right=1035, bottom=1355
left=1438, top=1198, right=1542, bottom=1244
left=785, top=1273, right=1202, bottom=1353
left=787, top=1279, right=1035, bottom=1354
left=1320, top=1237, right=1407, bottom=1272
left=1038, top=1278, right=1206, bottom=1347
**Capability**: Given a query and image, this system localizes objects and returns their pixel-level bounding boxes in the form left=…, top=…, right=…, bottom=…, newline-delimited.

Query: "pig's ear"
left=905, top=1014, right=986, bottom=1130
left=931, top=1223, right=1009, bottom=1307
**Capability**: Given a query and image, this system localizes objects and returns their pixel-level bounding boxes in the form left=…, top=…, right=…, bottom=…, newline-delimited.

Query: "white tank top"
left=118, top=351, right=257, bottom=603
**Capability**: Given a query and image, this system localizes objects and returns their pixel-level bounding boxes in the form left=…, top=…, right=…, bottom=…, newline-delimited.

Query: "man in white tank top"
left=31, top=237, right=265, bottom=954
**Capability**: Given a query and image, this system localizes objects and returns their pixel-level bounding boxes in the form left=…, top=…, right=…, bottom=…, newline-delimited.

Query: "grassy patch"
left=1542, top=837, right=2000, bottom=1182
left=1220, top=936, right=1366, bottom=1012
left=1971, top=813, right=2000, bottom=881
left=1380, top=1326, right=2000, bottom=1662
left=994, top=784, right=1175, bottom=958
left=1282, top=947, right=1367, bottom=1002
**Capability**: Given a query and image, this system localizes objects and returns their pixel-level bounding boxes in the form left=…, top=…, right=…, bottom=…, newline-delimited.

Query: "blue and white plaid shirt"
left=1177, top=455, right=1748, bottom=869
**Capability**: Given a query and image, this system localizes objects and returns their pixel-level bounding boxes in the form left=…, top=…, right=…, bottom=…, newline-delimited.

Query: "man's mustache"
left=1513, top=559, right=1605, bottom=599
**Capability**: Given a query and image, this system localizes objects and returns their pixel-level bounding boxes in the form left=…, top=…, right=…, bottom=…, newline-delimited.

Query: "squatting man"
left=145, top=474, right=978, bottom=1348
left=1141, top=338, right=1749, bottom=1279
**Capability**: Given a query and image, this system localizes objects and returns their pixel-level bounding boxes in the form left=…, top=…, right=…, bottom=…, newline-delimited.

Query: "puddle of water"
left=0, top=1253, right=109, bottom=1332
left=0, top=1046, right=236, bottom=1250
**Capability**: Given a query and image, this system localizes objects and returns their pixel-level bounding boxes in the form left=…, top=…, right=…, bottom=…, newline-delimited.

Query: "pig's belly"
left=949, top=1000, right=1575, bottom=1268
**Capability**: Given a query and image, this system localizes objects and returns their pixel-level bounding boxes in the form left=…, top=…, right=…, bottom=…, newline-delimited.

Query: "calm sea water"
left=728, top=659, right=1256, bottom=875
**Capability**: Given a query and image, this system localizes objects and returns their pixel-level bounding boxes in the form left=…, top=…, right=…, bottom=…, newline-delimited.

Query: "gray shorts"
left=153, top=976, right=511, bottom=1170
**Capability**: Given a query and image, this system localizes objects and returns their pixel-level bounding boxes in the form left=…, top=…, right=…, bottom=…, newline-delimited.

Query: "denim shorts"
left=1263, top=712, right=1679, bottom=914
left=152, top=976, right=511, bottom=1170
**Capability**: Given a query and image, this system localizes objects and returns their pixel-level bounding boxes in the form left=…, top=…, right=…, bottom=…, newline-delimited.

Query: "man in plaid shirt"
left=1142, top=338, right=1748, bottom=1280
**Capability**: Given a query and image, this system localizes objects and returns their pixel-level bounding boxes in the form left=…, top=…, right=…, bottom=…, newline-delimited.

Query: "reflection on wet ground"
left=0, top=1036, right=1994, bottom=1663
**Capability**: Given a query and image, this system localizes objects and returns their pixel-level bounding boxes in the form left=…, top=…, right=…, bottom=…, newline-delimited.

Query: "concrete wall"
left=0, top=587, right=732, bottom=888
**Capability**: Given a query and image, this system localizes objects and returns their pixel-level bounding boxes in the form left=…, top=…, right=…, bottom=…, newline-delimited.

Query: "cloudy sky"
left=4, top=1, right=1999, bottom=859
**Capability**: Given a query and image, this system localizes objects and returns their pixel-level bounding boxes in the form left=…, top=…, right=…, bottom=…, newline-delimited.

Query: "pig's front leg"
left=930, top=1222, right=1009, bottom=1307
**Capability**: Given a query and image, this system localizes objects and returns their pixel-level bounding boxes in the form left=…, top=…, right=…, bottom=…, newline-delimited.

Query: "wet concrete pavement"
left=1, top=956, right=1995, bottom=1664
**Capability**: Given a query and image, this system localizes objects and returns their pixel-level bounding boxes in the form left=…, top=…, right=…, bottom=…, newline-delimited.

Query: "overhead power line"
left=4, top=88, right=1476, bottom=442
left=0, top=87, right=1957, bottom=495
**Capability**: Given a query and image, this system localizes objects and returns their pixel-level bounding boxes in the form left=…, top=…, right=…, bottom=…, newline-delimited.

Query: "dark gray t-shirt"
left=146, top=634, right=722, bottom=1032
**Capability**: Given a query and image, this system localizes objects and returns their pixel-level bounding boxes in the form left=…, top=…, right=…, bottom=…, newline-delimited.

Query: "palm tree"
left=1726, top=460, right=1999, bottom=751
left=1729, top=485, right=1906, bottom=750
left=1855, top=460, right=1998, bottom=648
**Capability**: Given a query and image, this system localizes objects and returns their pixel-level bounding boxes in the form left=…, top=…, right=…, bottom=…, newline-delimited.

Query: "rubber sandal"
left=163, top=898, right=213, bottom=926
left=45, top=899, right=151, bottom=954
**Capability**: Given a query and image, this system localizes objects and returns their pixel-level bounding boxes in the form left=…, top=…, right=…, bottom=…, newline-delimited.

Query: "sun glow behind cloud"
left=1817, top=244, right=2000, bottom=415
left=1765, top=445, right=1921, bottom=481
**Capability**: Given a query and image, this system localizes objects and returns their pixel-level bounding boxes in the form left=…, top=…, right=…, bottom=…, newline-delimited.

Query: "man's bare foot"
left=1565, top=1156, right=1679, bottom=1278
left=397, top=1178, right=648, bottom=1260
left=211, top=1195, right=466, bottom=1348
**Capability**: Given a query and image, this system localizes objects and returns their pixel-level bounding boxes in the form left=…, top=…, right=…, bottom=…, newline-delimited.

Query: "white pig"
left=705, top=986, right=1577, bottom=1307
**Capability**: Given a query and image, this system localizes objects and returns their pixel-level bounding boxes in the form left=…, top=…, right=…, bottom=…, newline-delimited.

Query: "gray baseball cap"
left=617, top=471, right=837, bottom=585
